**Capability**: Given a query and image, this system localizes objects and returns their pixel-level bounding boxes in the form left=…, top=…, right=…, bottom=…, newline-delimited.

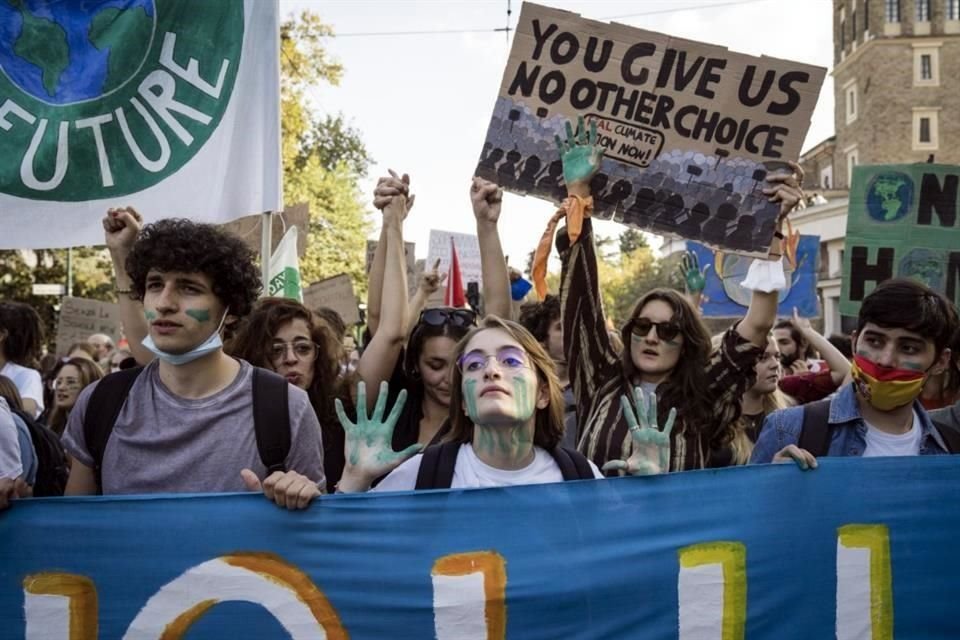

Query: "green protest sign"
left=840, top=163, right=959, bottom=316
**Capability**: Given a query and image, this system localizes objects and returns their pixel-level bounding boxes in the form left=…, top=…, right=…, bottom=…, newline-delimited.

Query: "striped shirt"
left=559, top=218, right=763, bottom=471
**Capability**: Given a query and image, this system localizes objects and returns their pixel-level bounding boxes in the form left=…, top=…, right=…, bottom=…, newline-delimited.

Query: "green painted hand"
left=336, top=381, right=423, bottom=481
left=677, top=251, right=709, bottom=294
left=602, top=387, right=676, bottom=476
left=555, top=115, right=605, bottom=188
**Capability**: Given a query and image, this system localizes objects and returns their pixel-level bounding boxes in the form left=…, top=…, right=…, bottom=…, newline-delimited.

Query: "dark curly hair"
left=518, top=294, right=561, bottom=343
left=227, top=297, right=349, bottom=491
left=0, top=301, right=44, bottom=367
left=125, top=218, right=261, bottom=318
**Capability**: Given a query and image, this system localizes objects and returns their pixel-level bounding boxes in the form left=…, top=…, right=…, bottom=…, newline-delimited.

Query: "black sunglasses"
left=419, top=308, right=478, bottom=328
left=629, top=318, right=681, bottom=342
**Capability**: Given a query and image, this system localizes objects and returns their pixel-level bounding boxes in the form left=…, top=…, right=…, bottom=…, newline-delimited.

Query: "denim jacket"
left=750, top=383, right=950, bottom=463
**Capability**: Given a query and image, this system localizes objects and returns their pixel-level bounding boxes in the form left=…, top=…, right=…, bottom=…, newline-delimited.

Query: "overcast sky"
left=280, top=0, right=835, bottom=267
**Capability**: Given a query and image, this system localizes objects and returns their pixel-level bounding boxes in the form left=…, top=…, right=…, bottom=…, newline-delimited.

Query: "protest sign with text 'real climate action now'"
left=476, top=3, right=826, bottom=256
left=841, top=163, right=960, bottom=316
left=0, top=0, right=281, bottom=249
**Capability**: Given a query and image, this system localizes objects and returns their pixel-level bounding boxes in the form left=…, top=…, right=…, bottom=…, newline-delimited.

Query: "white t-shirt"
left=373, top=443, right=603, bottom=492
left=0, top=361, right=43, bottom=418
left=862, top=411, right=922, bottom=457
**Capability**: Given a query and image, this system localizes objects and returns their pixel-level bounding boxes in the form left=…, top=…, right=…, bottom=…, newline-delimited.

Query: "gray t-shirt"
left=62, top=360, right=325, bottom=494
left=0, top=397, right=22, bottom=480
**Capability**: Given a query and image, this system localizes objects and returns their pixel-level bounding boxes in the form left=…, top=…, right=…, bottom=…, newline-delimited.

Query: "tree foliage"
left=281, top=12, right=373, bottom=298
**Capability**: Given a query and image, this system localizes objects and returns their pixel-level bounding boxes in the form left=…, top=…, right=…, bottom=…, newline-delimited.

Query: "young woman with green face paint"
left=335, top=316, right=605, bottom=493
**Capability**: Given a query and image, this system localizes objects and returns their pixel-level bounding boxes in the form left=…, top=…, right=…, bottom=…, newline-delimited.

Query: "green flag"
left=268, top=226, right=302, bottom=301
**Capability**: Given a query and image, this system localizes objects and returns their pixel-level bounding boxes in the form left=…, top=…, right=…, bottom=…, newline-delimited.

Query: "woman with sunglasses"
left=367, top=177, right=514, bottom=452
left=552, top=117, right=805, bottom=472
left=335, top=315, right=603, bottom=493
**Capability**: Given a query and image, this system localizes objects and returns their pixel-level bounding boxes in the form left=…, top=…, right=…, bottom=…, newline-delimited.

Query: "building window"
left=913, top=46, right=940, bottom=85
left=820, top=166, right=833, bottom=190
left=852, top=9, right=857, bottom=39
left=841, top=18, right=846, bottom=48
left=912, top=108, right=940, bottom=150
left=949, top=0, right=960, bottom=20
left=916, top=0, right=930, bottom=20
left=845, top=147, right=859, bottom=187
left=885, top=0, right=900, bottom=21
left=844, top=80, right=857, bottom=124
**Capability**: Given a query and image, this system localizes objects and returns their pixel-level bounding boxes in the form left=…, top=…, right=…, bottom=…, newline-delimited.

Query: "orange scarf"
left=531, top=195, right=593, bottom=300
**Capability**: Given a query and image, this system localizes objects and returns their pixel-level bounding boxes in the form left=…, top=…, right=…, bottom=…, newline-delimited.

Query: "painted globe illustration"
left=0, top=0, right=155, bottom=105
left=865, top=172, right=913, bottom=222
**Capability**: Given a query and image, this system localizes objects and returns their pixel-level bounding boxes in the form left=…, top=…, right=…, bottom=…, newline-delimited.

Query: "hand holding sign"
left=602, top=387, right=676, bottom=476
left=241, top=469, right=322, bottom=510
left=762, top=161, right=806, bottom=221
left=335, top=381, right=423, bottom=492
left=555, top=116, right=604, bottom=190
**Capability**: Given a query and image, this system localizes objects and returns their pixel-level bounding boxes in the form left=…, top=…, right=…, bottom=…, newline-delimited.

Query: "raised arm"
left=103, top=207, right=155, bottom=366
left=365, top=172, right=413, bottom=337
left=737, top=162, right=805, bottom=347
left=355, top=173, right=410, bottom=412
left=789, top=307, right=851, bottom=384
left=405, top=259, right=445, bottom=335
left=555, top=118, right=621, bottom=403
left=470, top=178, right=511, bottom=319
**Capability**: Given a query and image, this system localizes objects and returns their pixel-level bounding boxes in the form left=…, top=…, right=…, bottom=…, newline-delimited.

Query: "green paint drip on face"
left=630, top=332, right=643, bottom=343
left=144, top=310, right=157, bottom=321
left=185, top=308, right=211, bottom=323
left=512, top=376, right=535, bottom=421
left=856, top=348, right=870, bottom=358
left=901, top=361, right=925, bottom=371
left=663, top=337, right=680, bottom=348
left=464, top=379, right=480, bottom=422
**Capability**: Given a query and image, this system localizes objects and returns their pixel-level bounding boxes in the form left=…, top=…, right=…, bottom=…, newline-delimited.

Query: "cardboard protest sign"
left=302, top=274, right=360, bottom=326
left=841, top=164, right=960, bottom=316
left=687, top=235, right=820, bottom=318
left=223, top=203, right=309, bottom=258
left=366, top=240, right=418, bottom=298
left=476, top=2, right=825, bottom=255
left=0, top=1, right=282, bottom=249
left=4, top=458, right=960, bottom=638
left=426, top=230, right=483, bottom=287
left=55, top=297, right=120, bottom=355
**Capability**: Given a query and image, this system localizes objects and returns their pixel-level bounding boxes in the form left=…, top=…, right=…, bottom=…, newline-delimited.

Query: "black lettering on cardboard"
left=531, top=20, right=558, bottom=60
left=550, top=31, right=579, bottom=65
left=738, top=66, right=775, bottom=108
left=768, top=71, right=810, bottom=116
left=621, top=42, right=656, bottom=86
left=696, top=58, right=727, bottom=99
left=917, top=172, right=958, bottom=228
left=946, top=251, right=960, bottom=304
left=539, top=70, right=566, bottom=104
left=583, top=37, right=613, bottom=72
left=570, top=78, right=597, bottom=109
left=849, top=246, right=895, bottom=301
left=508, top=61, right=540, bottom=97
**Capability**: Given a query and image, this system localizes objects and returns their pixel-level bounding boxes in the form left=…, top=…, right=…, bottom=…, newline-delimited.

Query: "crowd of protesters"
left=2, top=116, right=959, bottom=510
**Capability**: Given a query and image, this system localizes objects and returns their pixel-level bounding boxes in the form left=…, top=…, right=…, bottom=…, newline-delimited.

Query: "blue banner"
left=2, top=458, right=957, bottom=639
left=687, top=236, right=821, bottom=318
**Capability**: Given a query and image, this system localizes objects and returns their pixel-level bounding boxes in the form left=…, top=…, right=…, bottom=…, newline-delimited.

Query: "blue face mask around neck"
left=141, top=309, right=229, bottom=366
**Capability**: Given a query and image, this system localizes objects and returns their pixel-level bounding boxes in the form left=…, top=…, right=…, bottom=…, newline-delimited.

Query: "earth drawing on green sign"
left=865, top=172, right=914, bottom=222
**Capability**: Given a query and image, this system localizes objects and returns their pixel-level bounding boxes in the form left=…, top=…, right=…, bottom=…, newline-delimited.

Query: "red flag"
left=444, top=237, right=466, bottom=308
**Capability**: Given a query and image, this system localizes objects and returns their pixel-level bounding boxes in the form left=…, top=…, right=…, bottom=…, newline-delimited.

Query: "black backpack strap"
left=83, top=367, right=144, bottom=494
left=252, top=368, right=291, bottom=475
left=932, top=420, right=960, bottom=454
left=798, top=399, right=833, bottom=457
left=414, top=441, right=460, bottom=490
left=551, top=446, right=596, bottom=480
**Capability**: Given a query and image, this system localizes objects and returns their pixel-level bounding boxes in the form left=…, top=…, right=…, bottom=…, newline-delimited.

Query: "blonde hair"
left=446, top=315, right=565, bottom=450
left=47, top=357, right=104, bottom=435
left=729, top=389, right=794, bottom=464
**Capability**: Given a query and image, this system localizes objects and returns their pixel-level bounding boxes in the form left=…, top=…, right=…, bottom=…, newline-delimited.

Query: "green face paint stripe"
left=512, top=376, right=535, bottom=421
left=464, top=379, right=480, bottom=423
left=185, top=309, right=211, bottom=323
left=901, top=361, right=926, bottom=371
left=144, top=310, right=157, bottom=321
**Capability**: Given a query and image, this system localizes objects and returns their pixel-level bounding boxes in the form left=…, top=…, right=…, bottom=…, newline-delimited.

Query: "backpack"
left=414, top=440, right=595, bottom=490
left=11, top=408, right=69, bottom=497
left=82, top=366, right=290, bottom=494
left=799, top=398, right=960, bottom=456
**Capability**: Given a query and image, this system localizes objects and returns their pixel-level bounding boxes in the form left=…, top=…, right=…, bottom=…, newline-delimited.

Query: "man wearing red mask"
left=750, top=279, right=960, bottom=467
